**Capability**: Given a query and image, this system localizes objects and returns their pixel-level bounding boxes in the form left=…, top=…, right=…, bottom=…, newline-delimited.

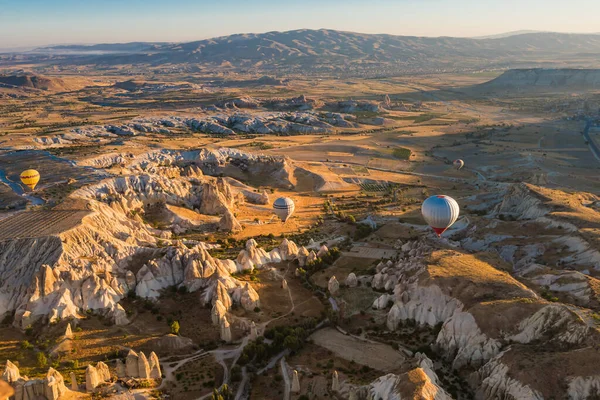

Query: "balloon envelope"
left=20, top=169, right=40, bottom=190
left=453, top=159, right=464, bottom=170
left=421, top=195, right=460, bottom=236
left=273, top=197, right=295, bottom=222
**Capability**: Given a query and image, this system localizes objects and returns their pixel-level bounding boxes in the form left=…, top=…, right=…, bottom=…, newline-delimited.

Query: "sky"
left=1, top=0, right=600, bottom=49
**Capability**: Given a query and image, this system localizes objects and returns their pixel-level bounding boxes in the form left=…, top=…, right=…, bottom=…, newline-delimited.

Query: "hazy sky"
left=1, top=0, right=600, bottom=48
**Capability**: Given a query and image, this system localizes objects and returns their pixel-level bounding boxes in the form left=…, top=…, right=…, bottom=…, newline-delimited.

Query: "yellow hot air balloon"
left=20, top=169, right=40, bottom=190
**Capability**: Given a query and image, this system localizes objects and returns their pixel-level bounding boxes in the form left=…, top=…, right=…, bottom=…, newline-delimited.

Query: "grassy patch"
left=392, top=147, right=412, bottom=160
left=413, top=113, right=445, bottom=123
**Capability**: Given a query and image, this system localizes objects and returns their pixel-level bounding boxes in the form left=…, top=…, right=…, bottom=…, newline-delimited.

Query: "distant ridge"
left=472, top=30, right=544, bottom=39
left=0, top=74, right=67, bottom=91
left=479, top=68, right=600, bottom=89
left=13, top=29, right=600, bottom=74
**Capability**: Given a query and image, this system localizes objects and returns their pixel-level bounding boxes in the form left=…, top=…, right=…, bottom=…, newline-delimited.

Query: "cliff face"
left=461, top=183, right=600, bottom=308
left=0, top=187, right=300, bottom=328
left=382, top=240, right=597, bottom=399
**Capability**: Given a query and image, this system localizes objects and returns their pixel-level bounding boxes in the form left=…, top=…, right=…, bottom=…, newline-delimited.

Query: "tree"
left=36, top=352, right=47, bottom=368
left=212, top=389, right=224, bottom=400
left=170, top=320, right=180, bottom=335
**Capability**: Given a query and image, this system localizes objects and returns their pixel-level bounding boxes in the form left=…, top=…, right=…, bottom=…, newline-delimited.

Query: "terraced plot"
left=0, top=210, right=90, bottom=241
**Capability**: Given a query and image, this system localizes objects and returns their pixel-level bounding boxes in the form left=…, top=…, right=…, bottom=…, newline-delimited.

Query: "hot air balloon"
left=421, top=195, right=459, bottom=236
left=20, top=169, right=40, bottom=190
left=273, top=197, right=295, bottom=222
left=453, top=159, right=464, bottom=170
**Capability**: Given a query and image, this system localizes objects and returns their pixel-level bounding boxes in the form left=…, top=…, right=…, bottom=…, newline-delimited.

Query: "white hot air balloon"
left=273, top=197, right=295, bottom=222
left=421, top=195, right=460, bottom=236
left=453, top=159, right=464, bottom=170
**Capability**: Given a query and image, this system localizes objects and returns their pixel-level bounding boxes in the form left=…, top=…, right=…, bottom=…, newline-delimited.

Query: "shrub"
left=21, top=340, right=33, bottom=350
left=36, top=352, right=48, bottom=368
left=170, top=320, right=180, bottom=335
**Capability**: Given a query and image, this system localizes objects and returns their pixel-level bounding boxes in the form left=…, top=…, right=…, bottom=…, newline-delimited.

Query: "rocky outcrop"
left=126, top=350, right=139, bottom=378
left=345, top=273, right=358, bottom=288
left=149, top=352, right=161, bottom=379
left=64, top=323, right=73, bottom=339
left=347, top=354, right=451, bottom=400
left=219, top=209, right=242, bottom=232
left=220, top=317, right=232, bottom=343
left=328, top=276, right=340, bottom=295
left=250, top=321, right=258, bottom=340
left=138, top=352, right=151, bottom=379
left=96, top=362, right=110, bottom=382
left=200, top=178, right=235, bottom=215
left=332, top=370, right=339, bottom=392
left=4, top=363, right=69, bottom=400
left=69, top=372, right=77, bottom=391
left=473, top=352, right=543, bottom=400
left=85, top=365, right=100, bottom=392
left=568, top=376, right=600, bottom=399
left=291, top=370, right=300, bottom=393
left=212, top=300, right=228, bottom=326
left=151, top=334, right=194, bottom=353
left=385, top=243, right=590, bottom=373
left=2, top=361, right=20, bottom=383
left=494, top=183, right=548, bottom=220
left=0, top=146, right=304, bottom=329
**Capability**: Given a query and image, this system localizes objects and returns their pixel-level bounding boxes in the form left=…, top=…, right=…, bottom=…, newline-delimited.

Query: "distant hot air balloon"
left=273, top=197, right=295, bottom=222
left=453, top=159, right=464, bottom=170
left=421, top=195, right=459, bottom=236
left=20, top=169, right=40, bottom=190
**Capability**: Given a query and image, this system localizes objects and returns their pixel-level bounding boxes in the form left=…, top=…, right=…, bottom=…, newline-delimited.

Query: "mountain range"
left=9, top=29, right=600, bottom=74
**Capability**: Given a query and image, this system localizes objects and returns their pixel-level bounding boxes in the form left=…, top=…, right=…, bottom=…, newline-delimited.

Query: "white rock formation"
left=568, top=376, right=600, bottom=399
left=96, top=362, right=111, bottom=382
left=116, top=359, right=126, bottom=378
left=126, top=350, right=139, bottom=378
left=149, top=352, right=161, bottom=379
left=2, top=361, right=20, bottom=383
left=291, top=370, right=300, bottom=393
left=64, top=323, right=73, bottom=339
left=474, top=352, right=543, bottom=400
left=372, top=294, right=391, bottom=310
left=3, top=363, right=68, bottom=400
left=345, top=273, right=358, bottom=288
left=138, top=352, right=151, bottom=379
left=250, top=321, right=258, bottom=340
left=85, top=365, right=100, bottom=392
left=219, top=209, right=242, bottom=232
left=332, top=370, right=339, bottom=392
left=221, top=316, right=232, bottom=343
left=328, top=276, right=340, bottom=295
left=317, top=245, right=329, bottom=257
left=212, top=300, right=228, bottom=326
left=70, top=372, right=77, bottom=391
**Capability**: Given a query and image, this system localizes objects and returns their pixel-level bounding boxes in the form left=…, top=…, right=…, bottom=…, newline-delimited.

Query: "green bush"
left=36, top=352, right=47, bottom=368
left=170, top=320, right=180, bottom=335
left=392, top=147, right=412, bottom=160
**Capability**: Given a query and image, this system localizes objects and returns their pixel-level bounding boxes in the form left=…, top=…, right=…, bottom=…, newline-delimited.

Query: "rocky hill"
left=479, top=68, right=600, bottom=90
left=0, top=74, right=67, bottom=91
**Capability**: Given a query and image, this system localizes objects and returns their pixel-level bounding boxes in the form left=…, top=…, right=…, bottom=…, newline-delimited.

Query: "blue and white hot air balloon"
left=273, top=197, right=295, bottom=222
left=421, top=195, right=460, bottom=236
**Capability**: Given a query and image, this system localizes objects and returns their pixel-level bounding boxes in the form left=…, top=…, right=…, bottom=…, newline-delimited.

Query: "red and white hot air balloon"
left=421, top=195, right=460, bottom=236
left=453, top=159, right=464, bottom=170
